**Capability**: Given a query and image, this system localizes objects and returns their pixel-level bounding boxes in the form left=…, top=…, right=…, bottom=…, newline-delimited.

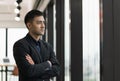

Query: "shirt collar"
left=27, top=33, right=41, bottom=46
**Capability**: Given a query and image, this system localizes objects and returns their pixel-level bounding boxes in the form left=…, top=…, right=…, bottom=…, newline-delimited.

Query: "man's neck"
left=29, top=32, right=42, bottom=41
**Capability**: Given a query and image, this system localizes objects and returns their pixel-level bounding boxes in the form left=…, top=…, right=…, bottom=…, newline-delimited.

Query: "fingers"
left=26, top=54, right=34, bottom=65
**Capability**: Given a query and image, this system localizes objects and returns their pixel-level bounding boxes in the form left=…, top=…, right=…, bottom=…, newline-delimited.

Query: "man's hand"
left=26, top=54, right=35, bottom=65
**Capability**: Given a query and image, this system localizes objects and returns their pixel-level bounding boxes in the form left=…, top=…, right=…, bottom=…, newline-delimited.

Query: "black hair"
left=24, top=10, right=43, bottom=27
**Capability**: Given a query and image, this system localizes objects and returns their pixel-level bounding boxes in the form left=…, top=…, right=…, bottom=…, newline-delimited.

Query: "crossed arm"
left=26, top=54, right=52, bottom=67
left=13, top=42, right=60, bottom=79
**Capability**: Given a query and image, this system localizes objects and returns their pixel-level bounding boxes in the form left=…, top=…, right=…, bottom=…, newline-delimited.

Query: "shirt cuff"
left=45, top=62, right=52, bottom=71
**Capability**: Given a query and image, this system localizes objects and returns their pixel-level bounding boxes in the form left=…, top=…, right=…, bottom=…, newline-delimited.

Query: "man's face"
left=28, top=16, right=45, bottom=36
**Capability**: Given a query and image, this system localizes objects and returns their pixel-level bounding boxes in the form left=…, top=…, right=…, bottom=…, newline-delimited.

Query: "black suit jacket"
left=13, top=34, right=60, bottom=81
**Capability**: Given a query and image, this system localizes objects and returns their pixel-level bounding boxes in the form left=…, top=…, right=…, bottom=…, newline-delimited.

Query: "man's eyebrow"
left=36, top=20, right=45, bottom=22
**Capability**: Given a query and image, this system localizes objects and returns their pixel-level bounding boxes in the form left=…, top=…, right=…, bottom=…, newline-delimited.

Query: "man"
left=13, top=10, right=60, bottom=81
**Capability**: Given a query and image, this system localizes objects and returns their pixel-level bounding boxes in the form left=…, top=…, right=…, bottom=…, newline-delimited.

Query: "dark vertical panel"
left=47, top=6, right=54, bottom=47
left=102, top=0, right=114, bottom=81
left=113, top=0, right=120, bottom=81
left=56, top=0, right=65, bottom=81
left=70, top=0, right=82, bottom=81
left=43, top=12, right=47, bottom=41
left=6, top=28, right=8, bottom=57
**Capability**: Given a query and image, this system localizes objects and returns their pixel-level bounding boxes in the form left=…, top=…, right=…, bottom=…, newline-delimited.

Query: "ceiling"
left=0, top=0, right=36, bottom=28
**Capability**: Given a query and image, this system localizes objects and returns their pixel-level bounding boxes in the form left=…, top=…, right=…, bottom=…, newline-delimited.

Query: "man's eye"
left=37, top=21, right=45, bottom=24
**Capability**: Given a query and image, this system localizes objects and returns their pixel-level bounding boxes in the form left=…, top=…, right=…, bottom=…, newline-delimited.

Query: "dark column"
left=70, top=0, right=83, bottom=81
left=47, top=5, right=54, bottom=47
left=56, top=0, right=65, bottom=81
left=113, top=0, right=120, bottom=81
left=102, top=0, right=114, bottom=81
left=6, top=28, right=8, bottom=57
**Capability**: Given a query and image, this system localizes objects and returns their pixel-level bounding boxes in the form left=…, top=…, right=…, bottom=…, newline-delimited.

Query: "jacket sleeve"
left=13, top=41, right=51, bottom=78
left=40, top=44, right=60, bottom=79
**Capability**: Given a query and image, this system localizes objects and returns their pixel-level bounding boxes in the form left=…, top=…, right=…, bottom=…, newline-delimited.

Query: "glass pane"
left=0, top=28, right=6, bottom=63
left=7, top=28, right=28, bottom=64
left=82, top=0, right=100, bottom=81
left=65, top=0, right=71, bottom=81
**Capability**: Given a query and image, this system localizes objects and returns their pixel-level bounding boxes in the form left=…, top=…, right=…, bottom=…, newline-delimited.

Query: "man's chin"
left=38, top=33, right=44, bottom=36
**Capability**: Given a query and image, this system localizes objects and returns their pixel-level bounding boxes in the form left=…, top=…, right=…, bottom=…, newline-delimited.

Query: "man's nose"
left=41, top=22, right=45, bottom=27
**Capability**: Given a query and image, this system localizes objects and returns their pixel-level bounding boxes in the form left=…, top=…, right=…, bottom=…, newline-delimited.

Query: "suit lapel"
left=29, top=41, right=43, bottom=63
left=40, top=41, right=48, bottom=61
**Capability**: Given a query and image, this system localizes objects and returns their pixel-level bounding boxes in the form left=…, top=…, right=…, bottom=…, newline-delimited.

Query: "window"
left=82, top=0, right=100, bottom=81
left=65, top=0, right=71, bottom=81
left=7, top=28, right=28, bottom=64
left=0, top=28, right=6, bottom=63
left=0, top=28, right=28, bottom=63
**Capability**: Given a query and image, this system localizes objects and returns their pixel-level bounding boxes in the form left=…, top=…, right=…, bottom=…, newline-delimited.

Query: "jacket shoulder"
left=13, top=37, right=27, bottom=47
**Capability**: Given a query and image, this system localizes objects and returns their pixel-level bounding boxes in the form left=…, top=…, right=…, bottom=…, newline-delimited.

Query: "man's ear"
left=27, top=23, right=31, bottom=29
